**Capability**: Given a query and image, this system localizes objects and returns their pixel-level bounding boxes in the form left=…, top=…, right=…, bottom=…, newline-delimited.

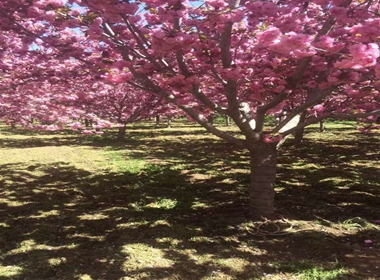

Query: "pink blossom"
left=313, top=105, right=326, bottom=113
left=206, top=0, right=228, bottom=9
left=350, top=19, right=380, bottom=43
left=348, top=72, right=361, bottom=82
left=219, top=68, right=242, bottom=80
left=330, top=7, right=348, bottom=17
left=327, top=76, right=339, bottom=83
left=103, top=72, right=133, bottom=84
left=333, top=0, right=348, bottom=5
left=273, top=85, right=285, bottom=93
left=263, top=134, right=283, bottom=143
left=335, top=43, right=380, bottom=69
left=82, top=130, right=94, bottom=135
left=70, top=122, right=83, bottom=130
left=47, top=0, right=65, bottom=8
left=70, top=9, right=81, bottom=16
left=44, top=11, right=56, bottom=22
left=314, top=36, right=335, bottom=50
left=307, top=81, right=317, bottom=88
left=314, top=0, right=332, bottom=5
left=272, top=58, right=282, bottom=67
left=256, top=27, right=281, bottom=47
left=266, top=32, right=315, bottom=57
left=318, top=82, right=331, bottom=89
left=28, top=6, right=43, bottom=17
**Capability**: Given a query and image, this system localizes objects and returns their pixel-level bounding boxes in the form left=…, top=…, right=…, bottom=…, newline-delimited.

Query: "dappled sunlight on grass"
left=0, top=121, right=379, bottom=279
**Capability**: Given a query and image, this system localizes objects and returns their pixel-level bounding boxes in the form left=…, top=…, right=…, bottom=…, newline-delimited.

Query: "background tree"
left=74, top=82, right=162, bottom=139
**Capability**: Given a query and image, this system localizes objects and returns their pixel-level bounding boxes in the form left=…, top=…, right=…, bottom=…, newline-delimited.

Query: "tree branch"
left=220, top=0, right=241, bottom=68
left=169, top=95, right=246, bottom=147
left=192, top=85, right=228, bottom=115
left=281, top=109, right=380, bottom=136
left=271, top=88, right=334, bottom=134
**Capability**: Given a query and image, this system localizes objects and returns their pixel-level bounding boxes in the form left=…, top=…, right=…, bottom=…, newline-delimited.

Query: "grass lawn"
left=0, top=120, right=379, bottom=280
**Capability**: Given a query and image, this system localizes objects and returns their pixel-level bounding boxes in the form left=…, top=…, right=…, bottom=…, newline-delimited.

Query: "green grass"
left=0, top=120, right=379, bottom=279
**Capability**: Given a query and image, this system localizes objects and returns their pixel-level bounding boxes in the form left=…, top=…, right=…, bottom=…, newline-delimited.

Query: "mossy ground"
left=0, top=120, right=379, bottom=279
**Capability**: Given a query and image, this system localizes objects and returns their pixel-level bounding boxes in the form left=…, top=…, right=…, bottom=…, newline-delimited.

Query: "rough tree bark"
left=167, top=116, right=173, bottom=128
left=84, top=119, right=94, bottom=128
left=225, top=115, right=231, bottom=126
left=117, top=125, right=127, bottom=140
left=247, top=142, right=277, bottom=219
left=319, top=119, right=326, bottom=132
left=155, top=115, right=161, bottom=128
left=294, top=111, right=307, bottom=144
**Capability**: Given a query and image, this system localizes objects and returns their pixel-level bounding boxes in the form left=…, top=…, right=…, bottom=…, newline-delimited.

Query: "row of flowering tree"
left=0, top=42, right=164, bottom=137
left=1, top=0, right=380, bottom=218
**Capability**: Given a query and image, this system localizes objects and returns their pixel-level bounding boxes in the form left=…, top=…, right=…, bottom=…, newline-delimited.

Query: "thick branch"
left=272, top=88, right=334, bottom=134
left=220, top=22, right=233, bottom=68
left=282, top=109, right=380, bottom=136
left=163, top=92, right=245, bottom=147
left=210, top=63, right=228, bottom=85
left=290, top=17, right=337, bottom=87
left=225, top=80, right=259, bottom=140
left=192, top=86, right=228, bottom=115
left=256, top=92, right=288, bottom=132
left=176, top=50, right=191, bottom=76
left=220, top=0, right=240, bottom=68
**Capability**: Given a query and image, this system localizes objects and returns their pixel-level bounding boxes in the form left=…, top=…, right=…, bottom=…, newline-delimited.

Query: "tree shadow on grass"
left=0, top=136, right=85, bottom=149
left=0, top=161, right=254, bottom=279
left=1, top=126, right=379, bottom=279
left=1, top=160, right=379, bottom=279
left=277, top=134, right=380, bottom=222
left=0, top=124, right=215, bottom=150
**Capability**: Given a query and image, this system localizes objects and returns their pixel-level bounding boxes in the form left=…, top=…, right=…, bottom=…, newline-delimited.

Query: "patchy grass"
left=0, top=120, right=379, bottom=280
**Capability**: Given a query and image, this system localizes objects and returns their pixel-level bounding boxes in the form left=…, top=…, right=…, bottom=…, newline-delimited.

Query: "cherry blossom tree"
left=2, top=0, right=380, bottom=218
left=74, top=82, right=162, bottom=139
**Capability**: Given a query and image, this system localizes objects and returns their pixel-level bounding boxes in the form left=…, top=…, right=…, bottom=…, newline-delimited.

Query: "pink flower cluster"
left=246, top=2, right=279, bottom=18
left=335, top=43, right=380, bottom=69
left=218, top=68, right=242, bottom=81
left=152, top=30, right=197, bottom=55
left=313, top=36, right=344, bottom=54
left=256, top=27, right=315, bottom=58
left=350, top=19, right=380, bottom=43
left=102, top=70, right=133, bottom=84
left=88, top=17, right=104, bottom=39
left=164, top=75, right=199, bottom=93
left=34, top=0, right=65, bottom=8
left=263, top=134, right=283, bottom=143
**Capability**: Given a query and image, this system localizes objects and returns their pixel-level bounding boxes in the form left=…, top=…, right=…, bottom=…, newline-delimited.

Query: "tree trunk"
left=294, top=111, right=307, bottom=145
left=248, top=142, right=277, bottom=219
left=85, top=119, right=91, bottom=128
left=319, top=119, right=326, bottom=132
left=225, top=115, right=231, bottom=126
left=167, top=116, right=173, bottom=128
left=117, top=125, right=126, bottom=140
left=207, top=114, right=215, bottom=125
left=155, top=115, right=161, bottom=128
